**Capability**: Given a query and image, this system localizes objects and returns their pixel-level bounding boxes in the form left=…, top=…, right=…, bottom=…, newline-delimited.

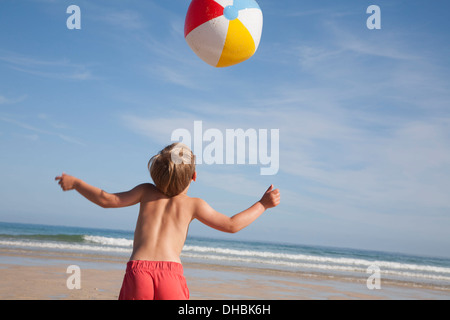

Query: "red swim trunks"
left=118, top=260, right=189, bottom=300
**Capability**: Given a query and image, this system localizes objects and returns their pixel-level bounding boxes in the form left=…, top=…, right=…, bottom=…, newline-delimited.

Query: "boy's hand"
left=55, top=173, right=78, bottom=191
left=259, top=185, right=280, bottom=210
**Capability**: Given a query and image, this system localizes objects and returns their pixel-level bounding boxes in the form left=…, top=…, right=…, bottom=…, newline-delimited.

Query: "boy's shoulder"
left=135, top=183, right=157, bottom=191
left=136, top=184, right=208, bottom=206
left=136, top=183, right=159, bottom=196
left=188, top=196, right=211, bottom=209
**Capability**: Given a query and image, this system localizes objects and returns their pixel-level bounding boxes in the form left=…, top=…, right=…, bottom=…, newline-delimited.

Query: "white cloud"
left=96, top=10, right=145, bottom=30
left=197, top=169, right=265, bottom=198
left=0, top=94, right=27, bottom=105
left=150, top=65, right=201, bottom=89
left=0, top=116, right=86, bottom=146
left=0, top=50, right=95, bottom=81
left=120, top=114, right=197, bottom=143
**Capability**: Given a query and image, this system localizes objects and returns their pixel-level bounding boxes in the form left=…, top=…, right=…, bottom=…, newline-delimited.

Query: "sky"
left=1, top=0, right=449, bottom=258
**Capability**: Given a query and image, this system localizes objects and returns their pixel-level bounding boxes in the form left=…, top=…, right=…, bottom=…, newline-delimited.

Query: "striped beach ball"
left=184, top=0, right=263, bottom=67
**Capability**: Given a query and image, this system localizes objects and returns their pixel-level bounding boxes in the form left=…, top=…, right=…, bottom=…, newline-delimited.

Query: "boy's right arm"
left=55, top=173, right=148, bottom=208
left=194, top=185, right=280, bottom=233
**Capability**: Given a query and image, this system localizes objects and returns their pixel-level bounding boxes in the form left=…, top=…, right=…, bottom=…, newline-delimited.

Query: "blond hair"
left=148, top=143, right=196, bottom=197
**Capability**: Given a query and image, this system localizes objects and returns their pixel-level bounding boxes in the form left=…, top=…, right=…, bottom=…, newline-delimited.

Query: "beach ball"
left=184, top=0, right=263, bottom=67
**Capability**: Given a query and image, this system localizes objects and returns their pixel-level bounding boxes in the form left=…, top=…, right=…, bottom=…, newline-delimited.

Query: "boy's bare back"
left=130, top=183, right=196, bottom=263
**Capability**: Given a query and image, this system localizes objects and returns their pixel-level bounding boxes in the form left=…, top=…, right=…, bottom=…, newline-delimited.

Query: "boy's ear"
left=192, top=171, right=197, bottom=182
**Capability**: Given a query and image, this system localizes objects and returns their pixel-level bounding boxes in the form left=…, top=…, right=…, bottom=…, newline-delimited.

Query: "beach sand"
left=1, top=248, right=449, bottom=300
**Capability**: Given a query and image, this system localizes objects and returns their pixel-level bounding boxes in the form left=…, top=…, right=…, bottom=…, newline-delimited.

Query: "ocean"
left=1, top=221, right=449, bottom=289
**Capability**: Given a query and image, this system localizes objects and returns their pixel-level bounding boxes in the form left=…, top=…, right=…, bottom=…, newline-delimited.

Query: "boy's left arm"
left=55, top=173, right=146, bottom=208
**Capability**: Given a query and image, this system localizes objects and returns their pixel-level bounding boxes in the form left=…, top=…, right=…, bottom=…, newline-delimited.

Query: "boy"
left=55, top=142, right=280, bottom=300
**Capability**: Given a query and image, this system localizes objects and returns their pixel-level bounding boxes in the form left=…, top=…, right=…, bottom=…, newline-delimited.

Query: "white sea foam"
left=180, top=252, right=450, bottom=282
left=2, top=236, right=450, bottom=283
left=0, top=240, right=131, bottom=254
left=83, top=235, right=133, bottom=247
left=182, top=245, right=450, bottom=276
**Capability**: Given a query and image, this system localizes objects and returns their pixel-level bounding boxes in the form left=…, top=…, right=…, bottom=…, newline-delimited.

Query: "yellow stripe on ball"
left=216, top=19, right=256, bottom=68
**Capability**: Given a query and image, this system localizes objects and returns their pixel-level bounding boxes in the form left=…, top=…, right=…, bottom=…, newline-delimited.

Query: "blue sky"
left=1, top=0, right=449, bottom=257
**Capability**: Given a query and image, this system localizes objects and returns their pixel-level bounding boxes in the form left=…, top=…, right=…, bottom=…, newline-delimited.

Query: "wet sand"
left=0, top=248, right=449, bottom=300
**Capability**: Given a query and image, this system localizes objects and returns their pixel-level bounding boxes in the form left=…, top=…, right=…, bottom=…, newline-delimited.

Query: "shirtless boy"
left=55, top=142, right=280, bottom=300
